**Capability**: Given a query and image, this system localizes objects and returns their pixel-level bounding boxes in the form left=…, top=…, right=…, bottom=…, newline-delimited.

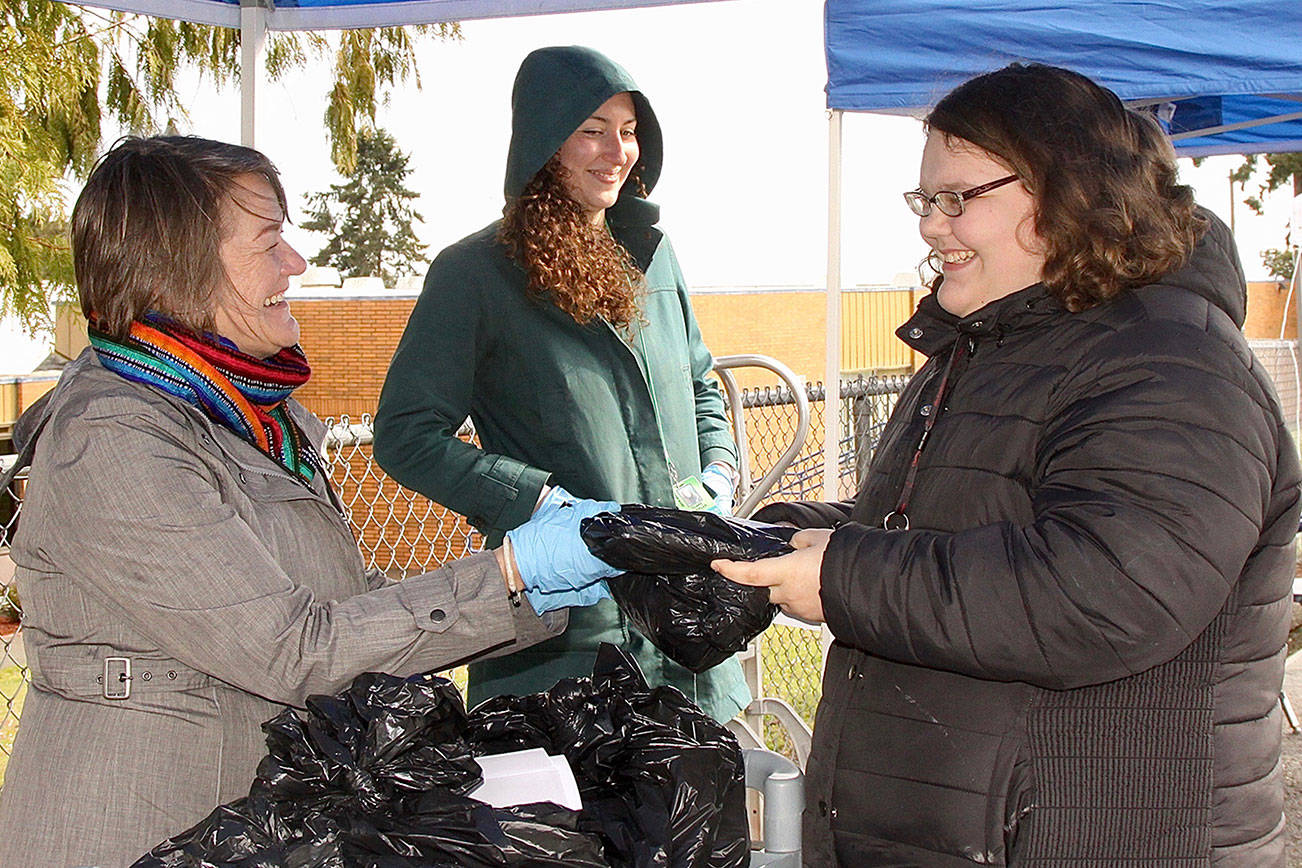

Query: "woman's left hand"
left=712, top=528, right=832, bottom=623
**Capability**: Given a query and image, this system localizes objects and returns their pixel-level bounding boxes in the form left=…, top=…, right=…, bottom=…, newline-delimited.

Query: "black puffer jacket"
left=762, top=216, right=1300, bottom=866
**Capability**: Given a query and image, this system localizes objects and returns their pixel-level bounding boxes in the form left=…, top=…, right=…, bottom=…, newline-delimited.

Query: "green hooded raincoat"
left=374, top=46, right=748, bottom=721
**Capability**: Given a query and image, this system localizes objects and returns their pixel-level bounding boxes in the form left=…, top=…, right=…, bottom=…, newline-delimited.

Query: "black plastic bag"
left=134, top=647, right=746, bottom=868
left=468, top=643, right=750, bottom=868
left=134, top=671, right=606, bottom=867
left=581, top=505, right=793, bottom=672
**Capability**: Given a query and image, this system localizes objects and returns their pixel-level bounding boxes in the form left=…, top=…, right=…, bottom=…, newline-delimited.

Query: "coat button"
left=848, top=664, right=857, bottom=680
left=971, top=320, right=984, bottom=328
left=818, top=800, right=828, bottom=817
left=908, top=327, right=923, bottom=339
left=920, top=404, right=933, bottom=416
left=830, top=807, right=839, bottom=820
left=430, top=608, right=446, bottom=622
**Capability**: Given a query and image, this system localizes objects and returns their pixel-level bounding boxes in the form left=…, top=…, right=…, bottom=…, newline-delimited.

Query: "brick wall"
left=1244, top=279, right=1298, bottom=340
left=290, top=286, right=917, bottom=420
left=293, top=296, right=420, bottom=420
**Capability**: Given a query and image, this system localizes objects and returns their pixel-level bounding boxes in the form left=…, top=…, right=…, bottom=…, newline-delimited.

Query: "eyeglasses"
left=903, top=175, right=1019, bottom=217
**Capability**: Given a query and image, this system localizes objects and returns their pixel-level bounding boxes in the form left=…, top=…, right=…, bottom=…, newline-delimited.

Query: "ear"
left=1015, top=211, right=1049, bottom=258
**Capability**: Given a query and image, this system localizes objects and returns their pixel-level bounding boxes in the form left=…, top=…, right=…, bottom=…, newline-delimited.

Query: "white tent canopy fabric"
left=67, top=0, right=724, bottom=29
left=66, top=0, right=727, bottom=147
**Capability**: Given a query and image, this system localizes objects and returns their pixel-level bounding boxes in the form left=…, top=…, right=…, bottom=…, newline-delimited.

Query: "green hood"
left=504, top=45, right=663, bottom=211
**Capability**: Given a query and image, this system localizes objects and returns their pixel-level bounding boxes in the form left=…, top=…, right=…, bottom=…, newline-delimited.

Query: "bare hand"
left=712, top=528, right=832, bottom=623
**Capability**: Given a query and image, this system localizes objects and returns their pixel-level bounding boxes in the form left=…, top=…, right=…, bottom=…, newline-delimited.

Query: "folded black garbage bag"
left=134, top=646, right=747, bottom=868
left=581, top=505, right=794, bottom=672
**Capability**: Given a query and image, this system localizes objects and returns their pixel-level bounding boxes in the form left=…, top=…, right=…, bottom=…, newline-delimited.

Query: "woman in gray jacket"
left=0, top=135, right=618, bottom=868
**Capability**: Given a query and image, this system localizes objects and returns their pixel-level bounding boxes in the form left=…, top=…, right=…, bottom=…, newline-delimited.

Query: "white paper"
left=467, top=747, right=583, bottom=811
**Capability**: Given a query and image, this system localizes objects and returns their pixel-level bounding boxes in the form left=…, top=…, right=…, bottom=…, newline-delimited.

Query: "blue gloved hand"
left=522, top=578, right=612, bottom=614
left=532, top=484, right=577, bottom=519
left=700, top=463, right=737, bottom=517
left=507, top=493, right=621, bottom=614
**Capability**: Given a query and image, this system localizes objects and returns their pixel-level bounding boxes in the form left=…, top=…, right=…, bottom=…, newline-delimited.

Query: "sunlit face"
left=556, top=92, right=639, bottom=225
left=212, top=173, right=307, bottom=358
left=917, top=132, right=1045, bottom=317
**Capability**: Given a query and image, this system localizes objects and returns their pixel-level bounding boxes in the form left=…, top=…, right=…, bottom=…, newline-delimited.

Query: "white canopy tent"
left=66, top=0, right=729, bottom=145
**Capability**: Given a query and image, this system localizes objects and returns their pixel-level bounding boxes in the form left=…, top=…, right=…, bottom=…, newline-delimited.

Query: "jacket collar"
left=1144, top=208, right=1245, bottom=328
left=897, top=283, right=1062, bottom=356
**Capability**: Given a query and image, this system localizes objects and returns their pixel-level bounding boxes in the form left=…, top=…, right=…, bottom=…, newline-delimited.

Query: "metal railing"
left=0, top=368, right=910, bottom=790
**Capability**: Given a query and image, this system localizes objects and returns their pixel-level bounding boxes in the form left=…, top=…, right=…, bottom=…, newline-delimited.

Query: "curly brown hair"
left=926, top=63, right=1206, bottom=311
left=498, top=156, right=645, bottom=329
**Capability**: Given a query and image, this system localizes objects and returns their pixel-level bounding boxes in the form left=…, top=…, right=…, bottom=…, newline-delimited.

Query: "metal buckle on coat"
left=103, top=656, right=131, bottom=700
left=883, top=511, right=909, bottom=531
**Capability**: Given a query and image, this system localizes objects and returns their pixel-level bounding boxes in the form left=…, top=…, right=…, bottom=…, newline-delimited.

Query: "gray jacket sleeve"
left=31, top=396, right=560, bottom=707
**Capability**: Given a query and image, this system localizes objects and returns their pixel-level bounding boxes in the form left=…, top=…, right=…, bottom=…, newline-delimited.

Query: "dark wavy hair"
left=498, top=156, right=644, bottom=329
left=72, top=135, right=287, bottom=338
left=926, top=63, right=1206, bottom=311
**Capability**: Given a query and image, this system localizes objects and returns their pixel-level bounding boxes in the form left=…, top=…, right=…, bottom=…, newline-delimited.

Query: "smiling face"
left=918, top=132, right=1046, bottom=317
left=556, top=92, right=639, bottom=225
left=212, top=173, right=307, bottom=358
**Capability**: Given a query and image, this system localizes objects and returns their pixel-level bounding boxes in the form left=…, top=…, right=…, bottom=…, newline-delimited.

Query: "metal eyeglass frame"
left=903, top=174, right=1019, bottom=217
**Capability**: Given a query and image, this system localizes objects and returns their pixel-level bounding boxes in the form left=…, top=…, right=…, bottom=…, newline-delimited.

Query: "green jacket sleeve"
left=670, top=248, right=738, bottom=470
left=374, top=247, right=550, bottom=534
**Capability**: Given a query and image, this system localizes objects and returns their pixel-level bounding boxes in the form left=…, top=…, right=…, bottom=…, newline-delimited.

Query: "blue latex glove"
left=700, top=463, right=736, bottom=517
left=507, top=494, right=621, bottom=613
left=533, top=484, right=576, bottom=519
left=524, top=578, right=612, bottom=614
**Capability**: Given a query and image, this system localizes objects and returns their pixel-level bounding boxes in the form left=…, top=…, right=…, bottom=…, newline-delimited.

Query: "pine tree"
left=301, top=128, right=427, bottom=286
left=0, top=0, right=456, bottom=330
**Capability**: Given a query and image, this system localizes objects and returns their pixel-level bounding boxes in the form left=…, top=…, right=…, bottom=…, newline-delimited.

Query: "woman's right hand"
left=506, top=493, right=621, bottom=613
left=712, top=528, right=832, bottom=623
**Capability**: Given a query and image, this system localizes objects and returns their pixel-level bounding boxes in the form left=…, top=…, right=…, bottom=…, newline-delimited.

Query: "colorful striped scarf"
left=88, top=313, right=322, bottom=482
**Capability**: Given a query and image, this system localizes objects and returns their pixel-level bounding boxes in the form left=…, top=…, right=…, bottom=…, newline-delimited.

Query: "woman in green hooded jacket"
left=374, top=46, right=749, bottom=722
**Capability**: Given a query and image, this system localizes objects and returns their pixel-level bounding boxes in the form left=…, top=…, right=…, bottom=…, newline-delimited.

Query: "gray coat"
left=0, top=350, right=560, bottom=868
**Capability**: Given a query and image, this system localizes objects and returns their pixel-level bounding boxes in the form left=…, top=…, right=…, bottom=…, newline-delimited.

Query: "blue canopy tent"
left=825, top=0, right=1302, bottom=158
left=815, top=0, right=1302, bottom=495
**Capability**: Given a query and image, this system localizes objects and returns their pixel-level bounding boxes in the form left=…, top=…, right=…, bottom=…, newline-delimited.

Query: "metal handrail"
left=712, top=354, right=811, bottom=519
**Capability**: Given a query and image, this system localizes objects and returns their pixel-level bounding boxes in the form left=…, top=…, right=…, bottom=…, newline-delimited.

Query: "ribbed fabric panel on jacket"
left=1018, top=616, right=1223, bottom=864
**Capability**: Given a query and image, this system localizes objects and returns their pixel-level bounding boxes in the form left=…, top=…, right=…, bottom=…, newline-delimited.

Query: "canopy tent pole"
left=823, top=109, right=843, bottom=500
left=240, top=0, right=267, bottom=147
left=1292, top=194, right=1301, bottom=346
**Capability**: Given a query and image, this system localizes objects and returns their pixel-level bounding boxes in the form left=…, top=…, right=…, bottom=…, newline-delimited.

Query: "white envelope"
left=467, top=747, right=583, bottom=811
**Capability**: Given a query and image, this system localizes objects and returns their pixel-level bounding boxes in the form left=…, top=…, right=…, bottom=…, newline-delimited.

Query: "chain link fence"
left=0, top=455, right=23, bottom=792
left=1248, top=339, right=1301, bottom=443
left=0, top=372, right=908, bottom=787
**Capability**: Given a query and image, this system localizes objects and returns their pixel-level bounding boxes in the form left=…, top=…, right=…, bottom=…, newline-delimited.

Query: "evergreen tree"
left=301, top=128, right=426, bottom=287
left=1, top=0, right=456, bottom=331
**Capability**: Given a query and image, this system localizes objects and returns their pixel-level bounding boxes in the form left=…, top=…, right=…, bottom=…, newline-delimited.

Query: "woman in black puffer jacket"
left=716, top=64, right=1301, bottom=866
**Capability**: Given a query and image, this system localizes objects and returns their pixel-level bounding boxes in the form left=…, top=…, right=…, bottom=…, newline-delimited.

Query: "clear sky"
left=1, top=0, right=1297, bottom=371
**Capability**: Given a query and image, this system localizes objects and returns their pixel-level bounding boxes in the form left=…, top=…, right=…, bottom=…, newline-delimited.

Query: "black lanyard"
left=883, top=337, right=971, bottom=531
